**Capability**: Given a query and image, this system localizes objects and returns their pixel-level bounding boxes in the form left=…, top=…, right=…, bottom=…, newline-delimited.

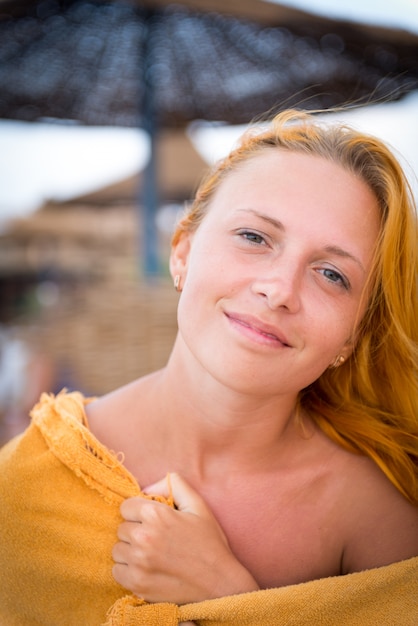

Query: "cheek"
left=305, top=299, right=357, bottom=354
left=177, top=252, right=215, bottom=322
left=184, top=237, right=234, bottom=291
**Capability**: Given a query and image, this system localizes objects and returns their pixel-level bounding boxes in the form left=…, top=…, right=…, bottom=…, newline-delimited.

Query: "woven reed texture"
left=38, top=280, right=180, bottom=396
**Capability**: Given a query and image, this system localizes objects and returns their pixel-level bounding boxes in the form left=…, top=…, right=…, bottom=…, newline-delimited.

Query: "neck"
left=149, top=346, right=307, bottom=482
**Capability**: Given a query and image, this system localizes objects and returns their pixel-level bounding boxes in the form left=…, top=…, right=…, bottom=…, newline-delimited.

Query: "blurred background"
left=0, top=0, right=417, bottom=444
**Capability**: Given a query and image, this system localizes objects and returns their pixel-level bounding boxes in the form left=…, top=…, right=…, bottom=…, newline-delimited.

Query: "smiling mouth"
left=225, top=313, right=291, bottom=347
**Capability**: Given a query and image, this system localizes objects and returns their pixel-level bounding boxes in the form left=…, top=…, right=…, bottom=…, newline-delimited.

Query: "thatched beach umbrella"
left=1, top=0, right=417, bottom=273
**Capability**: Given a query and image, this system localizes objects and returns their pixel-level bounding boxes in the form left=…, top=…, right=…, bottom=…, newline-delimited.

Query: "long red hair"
left=173, top=110, right=418, bottom=504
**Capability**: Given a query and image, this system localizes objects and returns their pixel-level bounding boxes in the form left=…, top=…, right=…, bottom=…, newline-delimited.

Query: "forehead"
left=210, top=149, right=378, bottom=215
left=202, top=148, right=380, bottom=251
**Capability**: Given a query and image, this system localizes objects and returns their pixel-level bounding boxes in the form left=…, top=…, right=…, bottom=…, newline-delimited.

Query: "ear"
left=328, top=339, right=354, bottom=368
left=169, top=231, right=193, bottom=282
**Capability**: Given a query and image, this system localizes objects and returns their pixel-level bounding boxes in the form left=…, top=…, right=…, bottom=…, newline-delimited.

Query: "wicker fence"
left=38, top=280, right=179, bottom=396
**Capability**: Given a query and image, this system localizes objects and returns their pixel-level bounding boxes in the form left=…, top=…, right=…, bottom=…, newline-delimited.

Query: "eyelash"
left=238, top=230, right=267, bottom=246
left=319, top=268, right=350, bottom=290
left=237, top=229, right=351, bottom=291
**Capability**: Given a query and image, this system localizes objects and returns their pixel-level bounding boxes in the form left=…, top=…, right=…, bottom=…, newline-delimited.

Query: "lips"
left=225, top=312, right=291, bottom=347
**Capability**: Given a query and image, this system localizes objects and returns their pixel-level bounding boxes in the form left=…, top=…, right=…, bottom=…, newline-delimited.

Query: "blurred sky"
left=0, top=0, right=417, bottom=226
left=0, top=123, right=150, bottom=226
left=269, top=0, right=418, bottom=33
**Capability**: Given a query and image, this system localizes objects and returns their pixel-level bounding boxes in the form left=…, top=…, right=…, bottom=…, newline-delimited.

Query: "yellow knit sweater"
left=0, top=391, right=416, bottom=625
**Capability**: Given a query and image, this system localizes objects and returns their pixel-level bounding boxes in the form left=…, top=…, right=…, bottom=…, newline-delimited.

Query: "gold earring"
left=330, top=355, right=345, bottom=368
left=174, top=275, right=181, bottom=292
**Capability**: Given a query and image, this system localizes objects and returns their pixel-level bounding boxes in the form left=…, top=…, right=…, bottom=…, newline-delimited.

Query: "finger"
left=112, top=562, right=136, bottom=592
left=120, top=496, right=150, bottom=521
left=142, top=475, right=172, bottom=498
left=116, top=520, right=142, bottom=543
left=146, top=472, right=214, bottom=519
left=112, top=540, right=130, bottom=565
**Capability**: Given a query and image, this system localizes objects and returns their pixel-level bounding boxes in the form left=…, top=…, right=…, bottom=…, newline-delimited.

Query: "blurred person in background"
left=0, top=110, right=417, bottom=625
left=0, top=327, right=55, bottom=446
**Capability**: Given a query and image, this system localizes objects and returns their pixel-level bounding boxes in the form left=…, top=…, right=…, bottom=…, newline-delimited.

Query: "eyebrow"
left=322, top=245, right=366, bottom=273
left=237, top=208, right=366, bottom=273
left=237, top=208, right=285, bottom=231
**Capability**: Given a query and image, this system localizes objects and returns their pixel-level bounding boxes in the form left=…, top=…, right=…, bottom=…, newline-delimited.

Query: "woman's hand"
left=112, top=473, right=259, bottom=604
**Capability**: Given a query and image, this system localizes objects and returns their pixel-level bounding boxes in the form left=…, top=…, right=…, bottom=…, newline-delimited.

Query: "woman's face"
left=171, top=149, right=380, bottom=397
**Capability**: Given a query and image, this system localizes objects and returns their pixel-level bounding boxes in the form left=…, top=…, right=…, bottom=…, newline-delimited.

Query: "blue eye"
left=240, top=230, right=266, bottom=245
left=322, top=268, right=349, bottom=289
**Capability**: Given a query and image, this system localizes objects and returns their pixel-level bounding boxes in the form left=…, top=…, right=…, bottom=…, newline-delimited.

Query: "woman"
left=0, top=110, right=417, bottom=625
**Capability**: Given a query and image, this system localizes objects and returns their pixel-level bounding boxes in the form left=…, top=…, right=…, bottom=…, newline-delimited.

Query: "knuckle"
left=142, top=502, right=166, bottom=524
left=131, top=524, right=144, bottom=545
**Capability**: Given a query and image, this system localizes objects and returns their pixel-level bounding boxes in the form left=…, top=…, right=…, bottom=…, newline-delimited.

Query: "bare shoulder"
left=85, top=371, right=159, bottom=448
left=331, top=445, right=418, bottom=573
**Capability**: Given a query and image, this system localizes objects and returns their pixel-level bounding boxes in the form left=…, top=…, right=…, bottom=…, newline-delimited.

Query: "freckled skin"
left=173, top=150, right=380, bottom=398
left=87, top=151, right=418, bottom=602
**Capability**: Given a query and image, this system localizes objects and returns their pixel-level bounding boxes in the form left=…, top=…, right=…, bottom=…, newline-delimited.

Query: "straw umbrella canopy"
left=0, top=0, right=417, bottom=127
left=0, top=0, right=417, bottom=272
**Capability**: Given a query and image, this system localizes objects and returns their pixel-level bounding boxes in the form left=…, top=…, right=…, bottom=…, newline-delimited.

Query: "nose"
left=251, top=259, right=302, bottom=313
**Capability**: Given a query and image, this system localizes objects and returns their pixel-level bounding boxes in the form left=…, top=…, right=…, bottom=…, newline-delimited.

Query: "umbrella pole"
left=139, top=10, right=160, bottom=279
